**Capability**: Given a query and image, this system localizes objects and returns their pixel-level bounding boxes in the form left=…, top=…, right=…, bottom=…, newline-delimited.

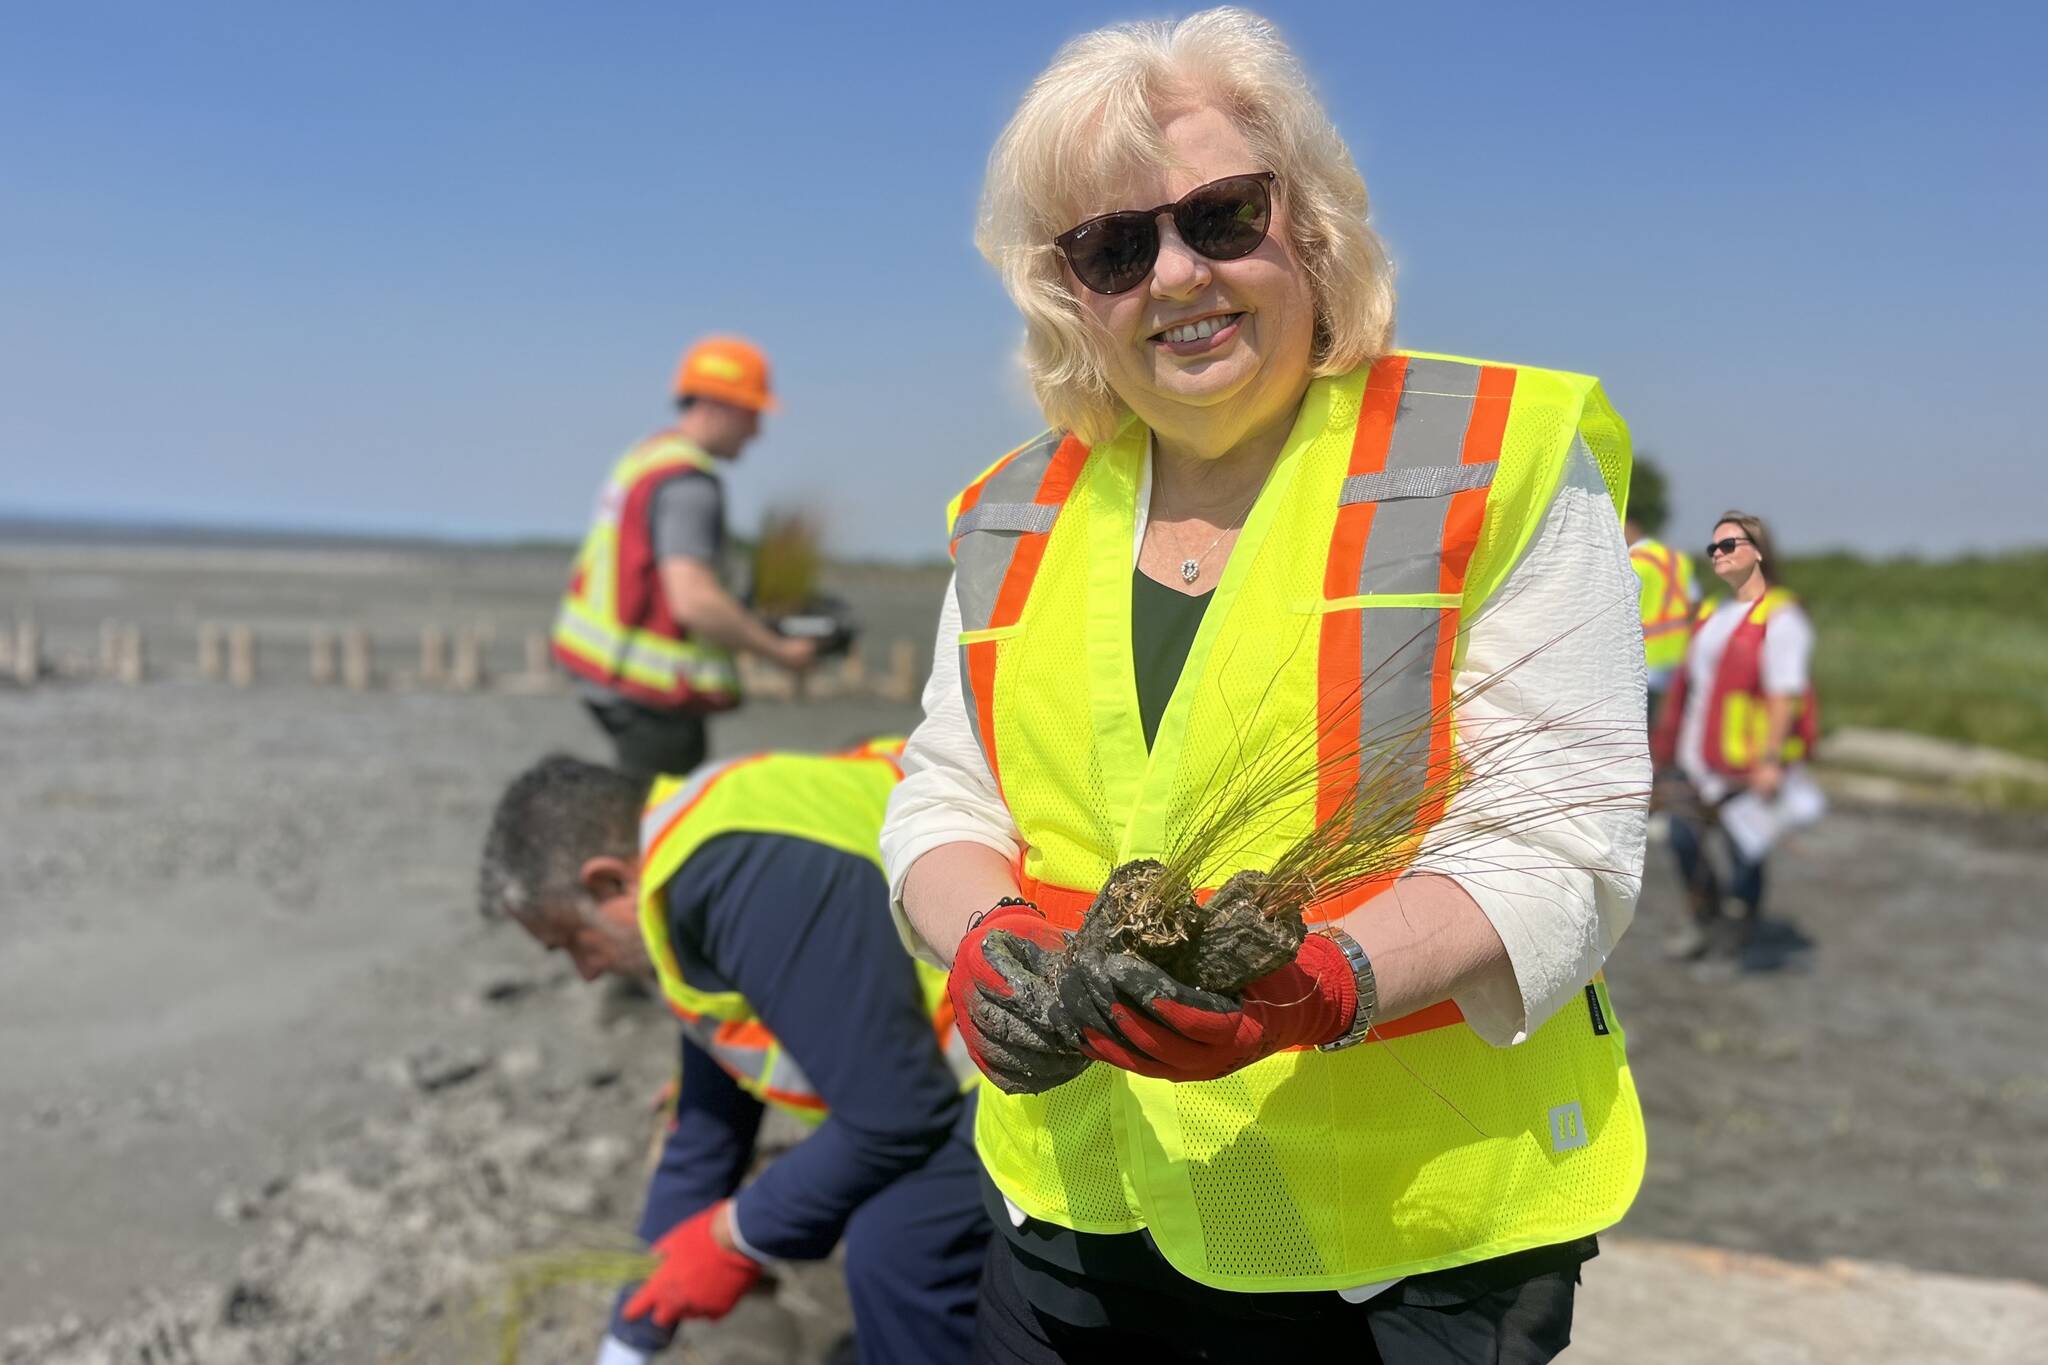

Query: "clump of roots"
left=1068, top=860, right=1304, bottom=996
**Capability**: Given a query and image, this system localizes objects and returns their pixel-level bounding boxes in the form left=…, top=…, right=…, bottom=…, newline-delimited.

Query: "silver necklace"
left=1173, top=492, right=1259, bottom=584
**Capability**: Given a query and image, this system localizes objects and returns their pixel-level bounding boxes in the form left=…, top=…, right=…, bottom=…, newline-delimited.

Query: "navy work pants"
left=842, top=1116, right=990, bottom=1365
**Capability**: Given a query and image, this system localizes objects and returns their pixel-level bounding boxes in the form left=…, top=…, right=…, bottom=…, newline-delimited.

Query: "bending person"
left=479, top=740, right=987, bottom=1364
left=883, top=10, right=1651, bottom=1362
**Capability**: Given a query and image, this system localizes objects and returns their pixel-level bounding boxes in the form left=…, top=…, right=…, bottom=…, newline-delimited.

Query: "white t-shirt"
left=1677, top=596, right=1814, bottom=800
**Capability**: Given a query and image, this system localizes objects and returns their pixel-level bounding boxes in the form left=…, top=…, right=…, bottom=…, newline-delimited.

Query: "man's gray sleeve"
left=650, top=473, right=725, bottom=565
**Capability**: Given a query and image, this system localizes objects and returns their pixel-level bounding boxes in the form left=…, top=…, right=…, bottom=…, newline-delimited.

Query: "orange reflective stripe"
left=760, top=1085, right=829, bottom=1112
left=964, top=434, right=1090, bottom=796
left=1312, top=359, right=1506, bottom=905
left=1630, top=543, right=1689, bottom=629
left=1316, top=354, right=1406, bottom=826
left=720, top=1018, right=776, bottom=1049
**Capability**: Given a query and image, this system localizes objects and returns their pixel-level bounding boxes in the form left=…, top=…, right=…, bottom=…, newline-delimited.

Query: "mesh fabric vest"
left=946, top=353, right=1648, bottom=1291
left=552, top=432, right=741, bottom=711
left=1630, top=536, right=1697, bottom=671
left=636, top=741, right=959, bottom=1120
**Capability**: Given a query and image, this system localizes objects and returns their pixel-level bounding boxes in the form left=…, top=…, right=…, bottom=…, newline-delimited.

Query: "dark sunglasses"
left=1706, top=536, right=1753, bottom=558
left=1053, top=171, right=1277, bottom=296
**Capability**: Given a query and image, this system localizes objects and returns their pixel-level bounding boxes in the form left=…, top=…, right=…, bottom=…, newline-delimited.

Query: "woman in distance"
left=881, top=9, right=1651, bottom=1361
left=1653, top=510, right=1819, bottom=964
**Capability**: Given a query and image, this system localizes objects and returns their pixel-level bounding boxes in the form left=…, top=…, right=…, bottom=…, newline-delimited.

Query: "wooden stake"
left=198, top=622, right=225, bottom=680
left=524, top=631, right=549, bottom=678
left=310, top=627, right=337, bottom=685
left=100, top=619, right=122, bottom=676
left=342, top=628, right=372, bottom=691
left=880, top=638, right=919, bottom=703
left=741, top=652, right=791, bottom=701
left=228, top=625, right=256, bottom=688
left=116, top=626, right=144, bottom=685
left=451, top=629, right=483, bottom=692
left=419, top=627, right=447, bottom=686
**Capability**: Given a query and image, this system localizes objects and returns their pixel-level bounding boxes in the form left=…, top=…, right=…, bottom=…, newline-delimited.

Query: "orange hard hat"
left=672, top=336, right=778, bottom=412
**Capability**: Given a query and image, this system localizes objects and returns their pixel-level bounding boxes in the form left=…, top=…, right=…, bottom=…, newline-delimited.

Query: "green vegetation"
left=1782, top=550, right=2048, bottom=760
left=1629, top=455, right=1671, bottom=535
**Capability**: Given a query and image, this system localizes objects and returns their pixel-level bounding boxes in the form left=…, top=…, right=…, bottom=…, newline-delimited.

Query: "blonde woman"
left=881, top=10, right=1650, bottom=1360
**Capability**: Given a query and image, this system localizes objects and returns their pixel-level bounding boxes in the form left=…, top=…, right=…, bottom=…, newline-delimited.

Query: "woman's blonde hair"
left=978, top=7, right=1396, bottom=445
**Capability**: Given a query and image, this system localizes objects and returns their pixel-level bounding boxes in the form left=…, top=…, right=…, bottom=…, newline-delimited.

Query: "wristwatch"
left=1315, top=926, right=1378, bottom=1052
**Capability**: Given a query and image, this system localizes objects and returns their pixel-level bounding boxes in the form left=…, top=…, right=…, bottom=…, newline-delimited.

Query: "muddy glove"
left=1059, top=934, right=1358, bottom=1083
left=948, top=903, right=1090, bottom=1094
left=622, top=1201, right=762, bottom=1329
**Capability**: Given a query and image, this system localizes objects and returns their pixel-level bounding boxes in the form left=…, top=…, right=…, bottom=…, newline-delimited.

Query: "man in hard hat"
left=477, top=740, right=987, bottom=1365
left=552, top=337, right=815, bottom=777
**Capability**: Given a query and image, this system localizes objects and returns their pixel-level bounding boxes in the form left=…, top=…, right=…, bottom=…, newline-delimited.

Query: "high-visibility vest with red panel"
left=636, top=740, right=965, bottom=1121
left=552, top=431, right=741, bottom=712
left=1629, top=536, right=1697, bottom=672
left=945, top=352, right=1649, bottom=1292
left=1654, top=589, right=1820, bottom=776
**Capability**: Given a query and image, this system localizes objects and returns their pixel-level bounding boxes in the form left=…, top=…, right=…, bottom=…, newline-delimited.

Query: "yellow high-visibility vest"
left=636, top=740, right=963, bottom=1120
left=552, top=432, right=741, bottom=711
left=1630, top=536, right=1697, bottom=672
left=945, top=352, right=1648, bottom=1292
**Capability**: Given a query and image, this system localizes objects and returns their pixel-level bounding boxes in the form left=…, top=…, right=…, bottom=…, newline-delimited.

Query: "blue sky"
left=2, top=1, right=2040, bottom=560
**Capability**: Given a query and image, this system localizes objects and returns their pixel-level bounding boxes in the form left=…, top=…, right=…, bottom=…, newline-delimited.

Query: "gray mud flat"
left=1613, top=803, right=2048, bottom=1284
left=0, top=680, right=895, bottom=1363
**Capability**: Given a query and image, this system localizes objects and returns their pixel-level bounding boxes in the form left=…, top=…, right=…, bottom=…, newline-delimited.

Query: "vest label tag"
left=1584, top=983, right=1610, bottom=1036
left=1550, top=1102, right=1590, bottom=1152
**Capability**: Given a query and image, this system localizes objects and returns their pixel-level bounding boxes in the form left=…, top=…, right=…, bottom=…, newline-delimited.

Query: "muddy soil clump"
left=1067, top=859, right=1306, bottom=996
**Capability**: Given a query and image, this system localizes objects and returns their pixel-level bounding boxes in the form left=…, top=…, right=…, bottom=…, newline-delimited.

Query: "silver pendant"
left=1180, top=558, right=1199, bottom=584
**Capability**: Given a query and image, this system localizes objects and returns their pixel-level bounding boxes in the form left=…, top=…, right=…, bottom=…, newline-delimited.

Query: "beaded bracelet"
left=966, top=896, right=1040, bottom=930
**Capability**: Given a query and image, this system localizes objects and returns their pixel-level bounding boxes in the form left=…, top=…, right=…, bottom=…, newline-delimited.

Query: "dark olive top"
left=1131, top=568, right=1214, bottom=749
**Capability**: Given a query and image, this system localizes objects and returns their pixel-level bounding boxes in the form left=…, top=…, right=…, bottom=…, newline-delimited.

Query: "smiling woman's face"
left=1064, top=103, right=1315, bottom=451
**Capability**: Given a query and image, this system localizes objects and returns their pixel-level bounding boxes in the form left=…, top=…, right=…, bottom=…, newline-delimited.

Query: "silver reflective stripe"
left=679, top=1015, right=814, bottom=1095
left=954, top=432, right=1064, bottom=771
left=760, top=1049, right=821, bottom=1102
left=953, top=432, right=1064, bottom=635
left=555, top=604, right=624, bottom=652
left=620, top=638, right=735, bottom=688
left=639, top=758, right=742, bottom=851
left=678, top=1016, right=766, bottom=1082
left=562, top=602, right=735, bottom=694
left=1343, top=359, right=1492, bottom=822
left=1339, top=462, right=1495, bottom=506
left=951, top=500, right=1060, bottom=537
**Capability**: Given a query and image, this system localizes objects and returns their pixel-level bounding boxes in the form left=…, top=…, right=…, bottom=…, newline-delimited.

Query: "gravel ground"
left=3, top=540, right=2042, bottom=1361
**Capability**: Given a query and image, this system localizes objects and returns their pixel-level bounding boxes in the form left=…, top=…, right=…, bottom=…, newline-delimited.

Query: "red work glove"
left=947, top=903, right=1090, bottom=1095
left=622, top=1202, right=762, bottom=1329
left=1059, top=934, right=1358, bottom=1083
